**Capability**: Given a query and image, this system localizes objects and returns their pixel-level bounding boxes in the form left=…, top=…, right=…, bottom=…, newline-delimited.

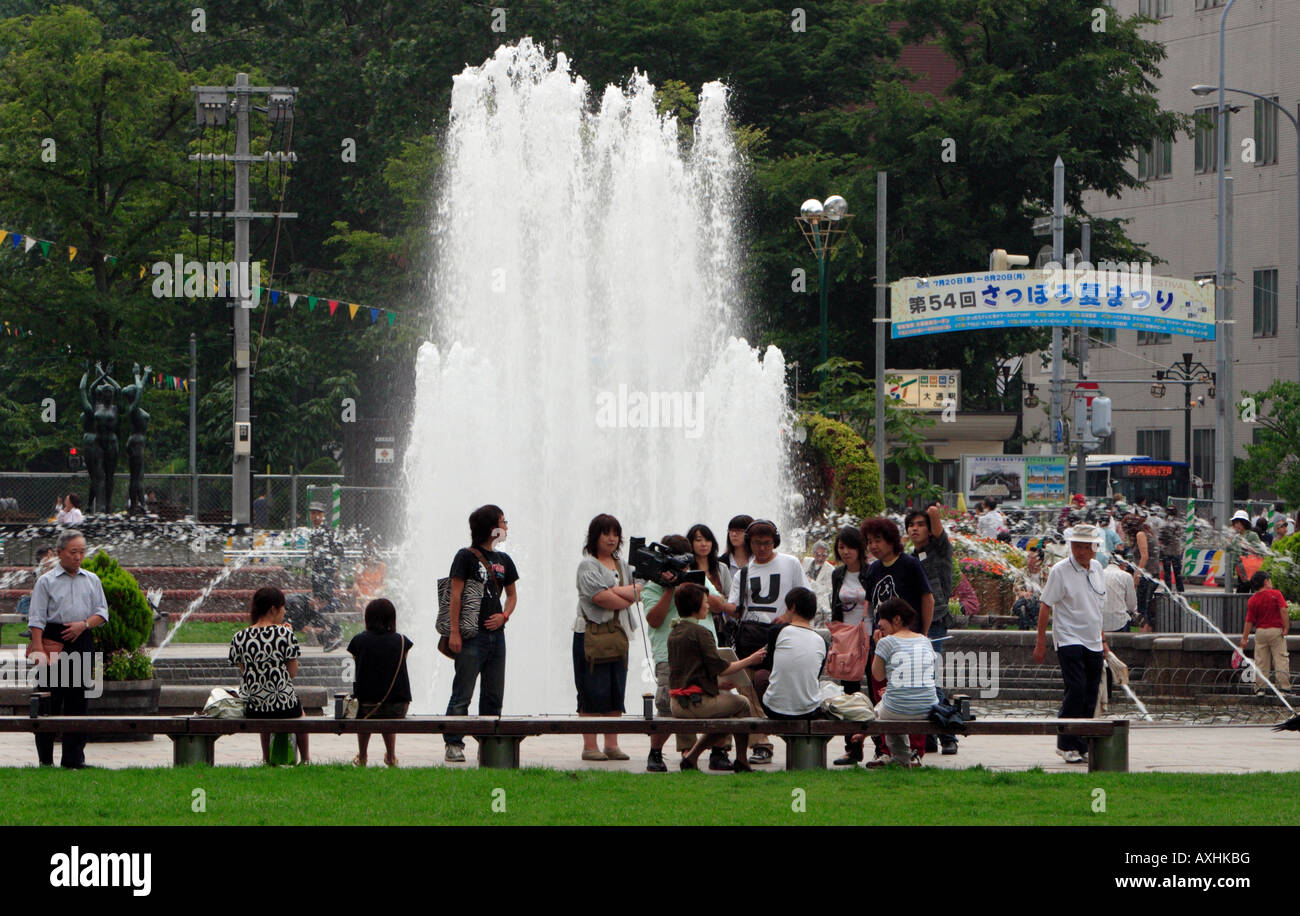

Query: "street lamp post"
left=1192, top=82, right=1300, bottom=388
left=1151, top=352, right=1214, bottom=470
left=795, top=195, right=853, bottom=387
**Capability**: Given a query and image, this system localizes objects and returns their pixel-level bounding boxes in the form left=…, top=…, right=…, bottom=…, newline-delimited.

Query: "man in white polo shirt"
left=1033, top=524, right=1109, bottom=764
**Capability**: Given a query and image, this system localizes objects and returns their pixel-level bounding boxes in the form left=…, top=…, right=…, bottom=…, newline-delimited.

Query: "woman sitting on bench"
left=229, top=586, right=309, bottom=765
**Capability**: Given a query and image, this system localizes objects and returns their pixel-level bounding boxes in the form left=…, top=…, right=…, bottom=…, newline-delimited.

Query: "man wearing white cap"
left=1033, top=523, right=1109, bottom=764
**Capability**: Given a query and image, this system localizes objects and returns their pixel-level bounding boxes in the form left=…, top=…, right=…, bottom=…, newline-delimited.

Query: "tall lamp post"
left=1192, top=82, right=1300, bottom=388
left=1150, top=352, right=1215, bottom=472
left=795, top=195, right=853, bottom=390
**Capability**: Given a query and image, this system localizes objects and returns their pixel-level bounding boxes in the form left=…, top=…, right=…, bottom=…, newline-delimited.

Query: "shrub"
left=1261, top=533, right=1300, bottom=602
left=84, top=551, right=153, bottom=663
left=801, top=413, right=884, bottom=518
left=102, top=648, right=154, bottom=681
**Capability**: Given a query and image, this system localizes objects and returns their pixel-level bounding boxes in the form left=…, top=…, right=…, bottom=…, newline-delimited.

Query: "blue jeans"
left=444, top=627, right=506, bottom=747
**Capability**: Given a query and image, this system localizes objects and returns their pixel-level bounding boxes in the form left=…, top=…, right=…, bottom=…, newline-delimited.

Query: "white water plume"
left=396, top=41, right=792, bottom=716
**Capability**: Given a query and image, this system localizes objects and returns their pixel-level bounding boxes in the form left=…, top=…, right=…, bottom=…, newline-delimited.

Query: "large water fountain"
left=397, top=41, right=792, bottom=716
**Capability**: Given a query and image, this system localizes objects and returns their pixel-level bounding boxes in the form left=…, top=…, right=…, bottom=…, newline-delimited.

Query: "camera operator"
left=640, top=535, right=733, bottom=772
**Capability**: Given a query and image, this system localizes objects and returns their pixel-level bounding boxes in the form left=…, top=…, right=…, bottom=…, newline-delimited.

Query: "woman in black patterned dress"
left=230, top=586, right=309, bottom=764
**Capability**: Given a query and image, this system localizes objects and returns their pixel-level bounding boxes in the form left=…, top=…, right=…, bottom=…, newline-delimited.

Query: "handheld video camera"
left=629, top=537, right=706, bottom=588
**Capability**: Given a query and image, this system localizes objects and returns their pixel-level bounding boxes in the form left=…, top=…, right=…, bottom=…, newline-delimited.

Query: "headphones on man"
left=744, top=519, right=781, bottom=550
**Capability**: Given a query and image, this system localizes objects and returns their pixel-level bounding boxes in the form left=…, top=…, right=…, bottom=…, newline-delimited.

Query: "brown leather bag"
left=583, top=562, right=629, bottom=668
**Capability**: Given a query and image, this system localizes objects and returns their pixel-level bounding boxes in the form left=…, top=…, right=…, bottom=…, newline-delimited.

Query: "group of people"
left=567, top=509, right=958, bottom=771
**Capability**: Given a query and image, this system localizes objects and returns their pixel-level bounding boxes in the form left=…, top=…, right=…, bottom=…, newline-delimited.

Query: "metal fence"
left=0, top=473, right=400, bottom=535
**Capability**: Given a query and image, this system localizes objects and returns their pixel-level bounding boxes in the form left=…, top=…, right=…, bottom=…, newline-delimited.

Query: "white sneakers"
left=1056, top=748, right=1086, bottom=764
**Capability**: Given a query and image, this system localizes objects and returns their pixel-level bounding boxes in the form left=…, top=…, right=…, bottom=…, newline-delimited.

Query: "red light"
left=69, top=448, right=77, bottom=455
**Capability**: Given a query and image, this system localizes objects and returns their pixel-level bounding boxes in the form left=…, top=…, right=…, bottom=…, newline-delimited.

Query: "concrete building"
left=1024, top=0, right=1299, bottom=504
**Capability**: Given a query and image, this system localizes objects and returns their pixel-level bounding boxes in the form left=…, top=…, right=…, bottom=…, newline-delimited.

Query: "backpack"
left=825, top=621, right=870, bottom=682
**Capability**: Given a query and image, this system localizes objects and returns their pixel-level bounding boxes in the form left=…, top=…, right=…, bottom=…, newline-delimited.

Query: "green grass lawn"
left=0, top=766, right=1293, bottom=826
left=8, top=620, right=364, bottom=647
left=164, top=620, right=364, bottom=644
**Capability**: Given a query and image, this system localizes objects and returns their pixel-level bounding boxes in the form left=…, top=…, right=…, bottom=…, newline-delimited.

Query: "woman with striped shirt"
left=865, top=597, right=936, bottom=768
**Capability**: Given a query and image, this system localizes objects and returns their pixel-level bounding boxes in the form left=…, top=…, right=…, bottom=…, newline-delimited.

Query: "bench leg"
left=1088, top=721, right=1129, bottom=773
left=477, top=736, right=524, bottom=769
left=781, top=735, right=830, bottom=771
left=170, top=735, right=217, bottom=767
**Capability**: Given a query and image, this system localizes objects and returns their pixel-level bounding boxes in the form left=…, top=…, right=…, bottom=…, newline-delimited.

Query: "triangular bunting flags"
left=68, top=245, right=76, bottom=261
left=369, top=308, right=378, bottom=323
left=139, top=265, right=146, bottom=279
left=289, top=293, right=298, bottom=309
left=270, top=290, right=280, bottom=305
left=308, top=296, right=317, bottom=312
left=348, top=303, right=359, bottom=320
left=0, top=231, right=7, bottom=246
left=24, top=237, right=35, bottom=253
left=328, top=299, right=338, bottom=316
left=11, top=234, right=21, bottom=249
left=387, top=312, right=396, bottom=327
left=39, top=241, right=50, bottom=257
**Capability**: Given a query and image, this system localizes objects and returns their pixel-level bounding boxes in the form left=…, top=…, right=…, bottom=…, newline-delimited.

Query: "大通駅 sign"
left=889, top=268, right=1215, bottom=340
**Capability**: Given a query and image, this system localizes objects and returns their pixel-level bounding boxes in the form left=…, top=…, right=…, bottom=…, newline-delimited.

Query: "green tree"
left=1238, top=381, right=1300, bottom=505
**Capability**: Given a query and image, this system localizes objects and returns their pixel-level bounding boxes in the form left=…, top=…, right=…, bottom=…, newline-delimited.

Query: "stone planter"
left=85, top=678, right=162, bottom=742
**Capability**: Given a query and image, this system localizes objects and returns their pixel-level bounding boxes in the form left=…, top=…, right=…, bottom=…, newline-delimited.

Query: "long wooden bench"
left=0, top=715, right=1130, bottom=772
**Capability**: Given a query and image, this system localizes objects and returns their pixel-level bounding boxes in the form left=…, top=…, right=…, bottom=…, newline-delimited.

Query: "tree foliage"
left=1238, top=381, right=1300, bottom=505
left=0, top=0, right=1186, bottom=487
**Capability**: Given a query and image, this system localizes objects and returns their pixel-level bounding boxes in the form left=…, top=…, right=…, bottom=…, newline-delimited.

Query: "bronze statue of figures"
left=122, top=363, right=152, bottom=516
left=77, top=361, right=151, bottom=515
left=79, top=363, right=121, bottom=513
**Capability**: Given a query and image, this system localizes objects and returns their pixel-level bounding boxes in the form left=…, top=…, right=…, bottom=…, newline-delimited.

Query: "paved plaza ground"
left=2, top=722, right=1295, bottom=773
left=4, top=644, right=1297, bottom=773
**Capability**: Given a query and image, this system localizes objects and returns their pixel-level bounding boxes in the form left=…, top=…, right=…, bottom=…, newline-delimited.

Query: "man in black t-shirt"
left=907, top=503, right=957, bottom=754
left=860, top=517, right=933, bottom=763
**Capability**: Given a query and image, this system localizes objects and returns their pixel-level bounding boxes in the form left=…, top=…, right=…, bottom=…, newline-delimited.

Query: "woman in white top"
left=801, top=541, right=835, bottom=625
left=829, top=526, right=869, bottom=764
left=723, top=514, right=753, bottom=580
left=55, top=493, right=84, bottom=525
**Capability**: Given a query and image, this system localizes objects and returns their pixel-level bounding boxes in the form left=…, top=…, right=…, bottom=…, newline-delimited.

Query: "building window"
left=1194, top=106, right=1228, bottom=174
left=1253, top=268, right=1278, bottom=337
left=1139, top=0, right=1170, bottom=16
left=1195, top=0, right=1223, bottom=9
left=1137, top=429, right=1171, bottom=460
left=1253, top=98, right=1278, bottom=166
left=1137, top=137, right=1173, bottom=180
left=1138, top=330, right=1171, bottom=345
left=1090, top=327, right=1116, bottom=344
left=1193, top=428, right=1215, bottom=485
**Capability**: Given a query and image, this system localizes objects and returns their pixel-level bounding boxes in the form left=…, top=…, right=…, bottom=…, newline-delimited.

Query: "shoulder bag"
left=344, top=634, right=408, bottom=718
left=436, top=548, right=497, bottom=639
left=582, top=560, right=630, bottom=668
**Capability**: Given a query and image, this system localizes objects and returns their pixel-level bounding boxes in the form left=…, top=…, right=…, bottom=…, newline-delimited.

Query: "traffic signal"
left=67, top=447, right=82, bottom=470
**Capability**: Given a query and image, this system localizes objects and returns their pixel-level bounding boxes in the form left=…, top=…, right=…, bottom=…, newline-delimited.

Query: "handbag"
left=825, top=621, right=870, bottom=682
left=345, top=634, right=408, bottom=718
left=583, top=561, right=630, bottom=668
left=822, top=691, right=876, bottom=722
left=436, top=548, right=497, bottom=640
left=202, top=687, right=246, bottom=719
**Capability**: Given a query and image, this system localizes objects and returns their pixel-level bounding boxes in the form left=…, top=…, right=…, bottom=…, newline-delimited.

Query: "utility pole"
left=1075, top=220, right=1091, bottom=493
left=1051, top=156, right=1065, bottom=456
left=875, top=171, right=887, bottom=480
left=191, top=75, right=297, bottom=526
left=189, top=332, right=198, bottom=518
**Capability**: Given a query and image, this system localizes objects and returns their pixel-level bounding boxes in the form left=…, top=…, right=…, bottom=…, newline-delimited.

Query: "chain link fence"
left=0, top=473, right=400, bottom=539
